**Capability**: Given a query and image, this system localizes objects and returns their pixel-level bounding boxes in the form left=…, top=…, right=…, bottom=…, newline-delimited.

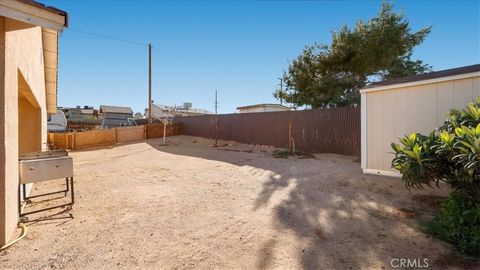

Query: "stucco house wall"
left=0, top=0, right=67, bottom=246
left=0, top=17, right=49, bottom=245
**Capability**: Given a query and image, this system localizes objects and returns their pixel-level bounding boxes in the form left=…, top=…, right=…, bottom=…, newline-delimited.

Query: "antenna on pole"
left=148, top=43, right=153, bottom=124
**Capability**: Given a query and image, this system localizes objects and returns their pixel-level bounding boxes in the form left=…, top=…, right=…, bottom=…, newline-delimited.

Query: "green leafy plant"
left=392, top=99, right=480, bottom=256
left=426, top=193, right=480, bottom=256
left=392, top=100, right=480, bottom=206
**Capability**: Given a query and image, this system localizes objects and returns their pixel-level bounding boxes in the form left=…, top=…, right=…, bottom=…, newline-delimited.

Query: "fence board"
left=48, top=132, right=74, bottom=150
left=146, top=123, right=180, bottom=139
left=117, top=126, right=145, bottom=142
left=48, top=123, right=181, bottom=150
left=74, top=129, right=116, bottom=150
left=177, top=108, right=360, bottom=156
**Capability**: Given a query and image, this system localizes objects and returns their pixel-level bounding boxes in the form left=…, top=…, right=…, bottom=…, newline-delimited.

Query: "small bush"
left=272, top=148, right=293, bottom=158
left=427, top=193, right=480, bottom=257
left=391, top=100, right=480, bottom=206
left=392, top=99, right=480, bottom=256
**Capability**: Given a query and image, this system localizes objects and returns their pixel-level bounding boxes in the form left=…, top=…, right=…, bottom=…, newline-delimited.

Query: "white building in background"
left=237, top=103, right=291, bottom=113
left=147, top=102, right=212, bottom=118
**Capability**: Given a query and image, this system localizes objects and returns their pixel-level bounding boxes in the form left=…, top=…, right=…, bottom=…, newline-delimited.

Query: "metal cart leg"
left=19, top=177, right=75, bottom=218
left=65, top=177, right=69, bottom=196
left=70, top=177, right=74, bottom=205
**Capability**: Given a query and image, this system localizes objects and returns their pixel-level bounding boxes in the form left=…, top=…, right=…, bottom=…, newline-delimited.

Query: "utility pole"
left=214, top=89, right=218, bottom=114
left=214, top=89, right=218, bottom=147
left=279, top=77, right=283, bottom=105
left=148, top=43, right=152, bottom=124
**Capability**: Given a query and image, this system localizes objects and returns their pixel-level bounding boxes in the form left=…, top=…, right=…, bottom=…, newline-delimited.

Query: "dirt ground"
left=1, top=136, right=478, bottom=269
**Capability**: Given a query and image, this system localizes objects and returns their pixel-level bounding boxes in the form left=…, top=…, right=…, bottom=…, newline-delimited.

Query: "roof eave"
left=0, top=0, right=68, bottom=31
left=360, top=71, right=480, bottom=94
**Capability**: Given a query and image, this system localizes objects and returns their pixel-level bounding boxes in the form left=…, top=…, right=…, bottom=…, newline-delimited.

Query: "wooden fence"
left=177, top=107, right=360, bottom=156
left=48, top=123, right=180, bottom=150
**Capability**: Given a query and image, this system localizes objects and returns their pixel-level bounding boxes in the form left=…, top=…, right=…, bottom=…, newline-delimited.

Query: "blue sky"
left=44, top=0, right=480, bottom=114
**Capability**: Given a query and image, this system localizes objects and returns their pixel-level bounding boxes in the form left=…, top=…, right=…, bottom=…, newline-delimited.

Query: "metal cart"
left=18, top=150, right=74, bottom=221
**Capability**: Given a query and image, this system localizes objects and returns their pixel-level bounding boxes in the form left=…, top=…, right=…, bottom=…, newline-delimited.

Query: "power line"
left=68, top=28, right=149, bottom=47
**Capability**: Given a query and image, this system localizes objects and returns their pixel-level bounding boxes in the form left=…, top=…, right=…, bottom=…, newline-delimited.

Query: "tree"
left=275, top=2, right=431, bottom=108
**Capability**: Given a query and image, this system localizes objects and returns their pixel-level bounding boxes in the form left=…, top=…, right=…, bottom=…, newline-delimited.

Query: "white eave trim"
left=360, top=71, right=480, bottom=94
left=0, top=1, right=66, bottom=31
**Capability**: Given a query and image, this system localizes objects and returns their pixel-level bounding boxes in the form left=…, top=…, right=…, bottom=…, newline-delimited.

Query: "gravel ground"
left=0, top=136, right=477, bottom=269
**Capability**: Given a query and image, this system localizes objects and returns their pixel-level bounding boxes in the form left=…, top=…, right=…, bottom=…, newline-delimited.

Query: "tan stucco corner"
left=0, top=0, right=67, bottom=247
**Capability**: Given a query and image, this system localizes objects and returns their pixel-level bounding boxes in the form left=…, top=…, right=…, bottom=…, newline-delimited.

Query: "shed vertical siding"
left=473, top=77, right=480, bottom=97
left=363, top=76, right=480, bottom=175
left=437, top=81, right=455, bottom=123
left=454, top=79, right=474, bottom=107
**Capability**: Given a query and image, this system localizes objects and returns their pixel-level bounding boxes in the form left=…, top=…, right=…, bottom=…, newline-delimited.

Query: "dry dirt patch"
left=0, top=136, right=475, bottom=269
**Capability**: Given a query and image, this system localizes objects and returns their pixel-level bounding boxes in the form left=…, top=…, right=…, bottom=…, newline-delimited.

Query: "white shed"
left=360, top=64, right=480, bottom=177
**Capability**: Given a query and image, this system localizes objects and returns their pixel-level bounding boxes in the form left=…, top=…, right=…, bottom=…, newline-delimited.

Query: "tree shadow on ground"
left=143, top=136, right=476, bottom=269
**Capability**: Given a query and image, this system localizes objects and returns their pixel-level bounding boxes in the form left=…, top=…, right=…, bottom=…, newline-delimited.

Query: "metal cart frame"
left=18, top=177, right=74, bottom=220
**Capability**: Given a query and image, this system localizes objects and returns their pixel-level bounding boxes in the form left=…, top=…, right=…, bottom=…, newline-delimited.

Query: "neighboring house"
left=99, top=105, right=135, bottom=128
left=47, top=110, right=67, bottom=132
left=361, top=64, right=480, bottom=177
left=61, top=105, right=97, bottom=121
left=148, top=104, right=176, bottom=118
left=0, top=0, right=67, bottom=246
left=61, top=105, right=101, bottom=131
left=237, top=103, right=291, bottom=113
left=147, top=102, right=212, bottom=118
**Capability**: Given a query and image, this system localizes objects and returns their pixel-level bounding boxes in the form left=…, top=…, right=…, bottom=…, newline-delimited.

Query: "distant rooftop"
left=153, top=104, right=212, bottom=114
left=100, top=105, right=133, bottom=115
left=237, top=103, right=290, bottom=110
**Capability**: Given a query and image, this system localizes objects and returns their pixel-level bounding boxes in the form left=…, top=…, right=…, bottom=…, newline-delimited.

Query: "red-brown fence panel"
left=177, top=107, right=360, bottom=156
left=146, top=123, right=181, bottom=139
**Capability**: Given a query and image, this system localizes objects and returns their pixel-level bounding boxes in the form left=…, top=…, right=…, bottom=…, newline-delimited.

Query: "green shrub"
left=427, top=193, right=480, bottom=257
left=391, top=99, right=480, bottom=256
left=391, top=100, right=480, bottom=206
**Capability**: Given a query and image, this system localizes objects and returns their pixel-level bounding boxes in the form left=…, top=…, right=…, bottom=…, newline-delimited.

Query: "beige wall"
left=239, top=106, right=290, bottom=113
left=0, top=17, right=48, bottom=245
left=18, top=97, right=42, bottom=154
left=362, top=75, right=480, bottom=175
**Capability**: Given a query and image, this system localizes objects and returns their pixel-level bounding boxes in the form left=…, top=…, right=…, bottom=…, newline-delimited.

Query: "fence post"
left=288, top=120, right=292, bottom=151
left=66, top=132, right=69, bottom=150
